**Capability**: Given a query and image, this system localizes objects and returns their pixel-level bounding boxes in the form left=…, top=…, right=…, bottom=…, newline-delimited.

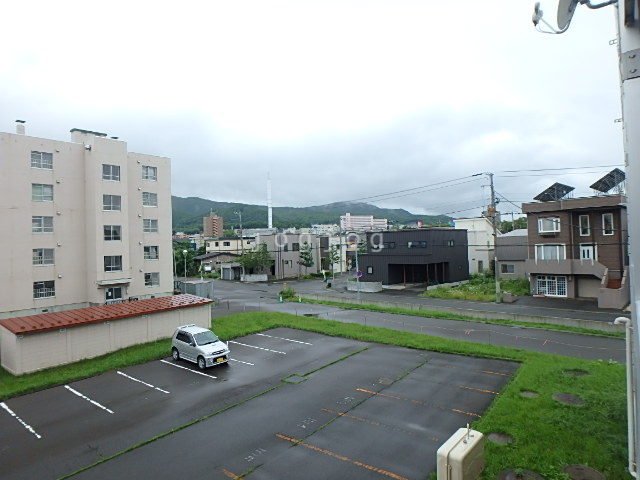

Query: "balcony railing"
left=525, top=258, right=607, bottom=278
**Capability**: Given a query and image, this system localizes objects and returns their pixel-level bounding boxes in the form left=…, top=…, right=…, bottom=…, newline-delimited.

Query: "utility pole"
left=487, top=172, right=502, bottom=303
left=474, top=172, right=501, bottom=302
left=234, top=210, right=244, bottom=255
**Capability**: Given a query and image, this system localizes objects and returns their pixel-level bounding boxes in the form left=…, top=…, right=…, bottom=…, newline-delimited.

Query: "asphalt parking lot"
left=0, top=328, right=518, bottom=480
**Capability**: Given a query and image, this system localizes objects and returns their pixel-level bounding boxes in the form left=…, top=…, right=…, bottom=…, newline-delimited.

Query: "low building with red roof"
left=0, top=294, right=213, bottom=375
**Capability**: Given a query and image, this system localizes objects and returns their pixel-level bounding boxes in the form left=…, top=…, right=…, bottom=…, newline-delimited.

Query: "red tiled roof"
left=0, top=294, right=213, bottom=335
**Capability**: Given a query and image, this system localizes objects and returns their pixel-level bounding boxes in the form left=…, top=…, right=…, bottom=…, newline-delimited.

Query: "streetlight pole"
left=183, top=249, right=188, bottom=281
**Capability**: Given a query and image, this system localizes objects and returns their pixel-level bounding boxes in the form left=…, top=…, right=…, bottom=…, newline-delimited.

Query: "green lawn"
left=0, top=312, right=627, bottom=479
left=421, top=274, right=531, bottom=302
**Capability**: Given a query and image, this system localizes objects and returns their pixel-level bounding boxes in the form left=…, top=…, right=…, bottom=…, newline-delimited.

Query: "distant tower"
left=267, top=173, right=273, bottom=229
left=203, top=211, right=223, bottom=237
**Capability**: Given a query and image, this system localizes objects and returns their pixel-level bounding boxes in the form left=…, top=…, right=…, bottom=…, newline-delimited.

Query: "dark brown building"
left=522, top=194, right=628, bottom=308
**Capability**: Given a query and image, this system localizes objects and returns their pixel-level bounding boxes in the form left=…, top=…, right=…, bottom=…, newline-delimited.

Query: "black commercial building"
left=356, top=229, right=469, bottom=286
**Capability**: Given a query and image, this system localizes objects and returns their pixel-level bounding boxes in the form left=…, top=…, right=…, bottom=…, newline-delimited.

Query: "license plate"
left=216, top=357, right=225, bottom=363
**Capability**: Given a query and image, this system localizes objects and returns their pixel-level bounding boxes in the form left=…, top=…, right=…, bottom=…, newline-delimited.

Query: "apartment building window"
left=105, top=287, right=123, bottom=303
left=223, top=241, right=231, bottom=247
left=32, top=248, right=54, bottom=265
left=536, top=275, right=567, bottom=297
left=292, top=243, right=300, bottom=251
left=104, top=225, right=121, bottom=241
left=142, top=165, right=157, bottom=181
left=102, top=164, right=121, bottom=181
left=32, top=216, right=53, bottom=233
left=143, top=219, right=158, bottom=233
left=144, top=246, right=159, bottom=259
left=535, top=244, right=566, bottom=260
left=103, top=194, right=121, bottom=211
left=602, top=213, right=614, bottom=236
left=500, top=264, right=515, bottom=274
left=104, top=255, right=123, bottom=272
left=31, top=151, right=53, bottom=169
left=33, top=280, right=55, bottom=299
left=145, top=272, right=160, bottom=286
left=579, top=215, right=590, bottom=236
left=32, top=183, right=53, bottom=202
left=142, top=192, right=158, bottom=207
left=538, top=217, right=561, bottom=233
left=408, top=241, right=427, bottom=248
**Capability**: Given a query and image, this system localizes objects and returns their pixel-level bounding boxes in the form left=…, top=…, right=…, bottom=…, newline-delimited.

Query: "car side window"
left=176, top=331, right=189, bottom=343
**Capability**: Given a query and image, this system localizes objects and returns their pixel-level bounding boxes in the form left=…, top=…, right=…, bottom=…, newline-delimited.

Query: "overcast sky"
left=0, top=0, right=624, bottom=219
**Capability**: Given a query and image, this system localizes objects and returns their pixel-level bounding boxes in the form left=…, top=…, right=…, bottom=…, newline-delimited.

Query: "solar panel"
left=589, top=168, right=626, bottom=193
left=533, top=183, right=575, bottom=202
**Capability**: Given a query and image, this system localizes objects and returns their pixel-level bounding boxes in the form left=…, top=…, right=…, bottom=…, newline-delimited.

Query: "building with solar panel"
left=522, top=171, right=629, bottom=308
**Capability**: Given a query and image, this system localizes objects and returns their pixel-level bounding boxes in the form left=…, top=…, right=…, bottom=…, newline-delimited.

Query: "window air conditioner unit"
left=436, top=427, right=484, bottom=480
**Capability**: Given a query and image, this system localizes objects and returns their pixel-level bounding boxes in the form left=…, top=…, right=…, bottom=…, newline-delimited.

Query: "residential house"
left=0, top=122, right=173, bottom=319
left=258, top=233, right=321, bottom=279
left=356, top=229, right=469, bottom=286
left=205, top=236, right=255, bottom=255
left=523, top=194, right=628, bottom=308
left=495, top=229, right=528, bottom=280
left=453, top=217, right=496, bottom=274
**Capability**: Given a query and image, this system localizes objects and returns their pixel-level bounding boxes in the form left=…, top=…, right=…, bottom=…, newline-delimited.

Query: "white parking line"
left=229, top=341, right=286, bottom=354
left=117, top=371, right=170, bottom=394
left=64, top=385, right=114, bottom=414
left=1, top=402, right=42, bottom=439
left=229, top=358, right=254, bottom=366
left=160, top=359, right=217, bottom=378
left=256, top=333, right=313, bottom=345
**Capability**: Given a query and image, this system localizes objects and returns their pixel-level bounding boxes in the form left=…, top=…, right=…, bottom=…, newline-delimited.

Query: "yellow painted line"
left=321, top=408, right=440, bottom=443
left=356, top=388, right=481, bottom=418
left=480, top=369, right=512, bottom=377
left=221, top=469, right=241, bottom=479
left=428, top=362, right=512, bottom=377
left=275, top=433, right=410, bottom=480
left=458, top=385, right=499, bottom=395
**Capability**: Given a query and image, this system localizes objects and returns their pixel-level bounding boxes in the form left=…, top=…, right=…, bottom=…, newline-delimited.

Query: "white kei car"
left=171, top=324, right=230, bottom=369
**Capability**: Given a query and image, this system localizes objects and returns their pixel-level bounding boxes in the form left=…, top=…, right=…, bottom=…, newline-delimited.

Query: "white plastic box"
left=436, top=427, right=485, bottom=480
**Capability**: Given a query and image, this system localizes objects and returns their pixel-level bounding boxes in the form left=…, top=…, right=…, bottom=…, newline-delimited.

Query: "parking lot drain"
left=284, top=375, right=307, bottom=384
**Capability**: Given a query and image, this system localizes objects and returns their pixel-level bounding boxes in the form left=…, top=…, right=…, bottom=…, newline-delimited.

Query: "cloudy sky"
left=0, top=0, right=624, bottom=219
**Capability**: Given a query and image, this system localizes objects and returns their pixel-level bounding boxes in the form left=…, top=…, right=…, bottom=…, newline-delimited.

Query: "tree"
left=237, top=243, right=272, bottom=274
left=500, top=217, right=527, bottom=233
left=326, top=245, right=340, bottom=279
left=299, top=241, right=314, bottom=274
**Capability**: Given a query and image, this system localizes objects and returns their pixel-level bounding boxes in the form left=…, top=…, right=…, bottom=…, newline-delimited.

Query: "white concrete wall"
left=1, top=304, right=211, bottom=375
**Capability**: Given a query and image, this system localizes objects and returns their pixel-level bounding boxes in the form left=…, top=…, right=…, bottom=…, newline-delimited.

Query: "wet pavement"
left=1, top=329, right=517, bottom=480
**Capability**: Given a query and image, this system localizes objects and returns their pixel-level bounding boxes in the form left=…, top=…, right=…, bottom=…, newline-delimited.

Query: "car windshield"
left=194, top=330, right=219, bottom=346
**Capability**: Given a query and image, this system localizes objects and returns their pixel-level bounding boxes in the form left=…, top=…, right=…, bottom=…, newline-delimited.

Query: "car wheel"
left=172, top=348, right=180, bottom=361
left=197, top=356, right=206, bottom=370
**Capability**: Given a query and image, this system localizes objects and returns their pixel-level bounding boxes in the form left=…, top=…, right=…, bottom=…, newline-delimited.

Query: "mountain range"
left=172, top=196, right=450, bottom=233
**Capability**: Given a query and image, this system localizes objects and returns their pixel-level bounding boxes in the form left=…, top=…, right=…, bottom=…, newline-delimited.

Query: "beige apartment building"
left=0, top=123, right=173, bottom=319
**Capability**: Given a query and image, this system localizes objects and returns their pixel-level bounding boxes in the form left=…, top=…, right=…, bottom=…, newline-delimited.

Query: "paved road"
left=210, top=277, right=626, bottom=363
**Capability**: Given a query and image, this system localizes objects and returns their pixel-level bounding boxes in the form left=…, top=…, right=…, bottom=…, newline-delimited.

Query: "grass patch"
left=0, top=312, right=627, bottom=479
left=421, top=274, right=530, bottom=301
left=300, top=298, right=623, bottom=338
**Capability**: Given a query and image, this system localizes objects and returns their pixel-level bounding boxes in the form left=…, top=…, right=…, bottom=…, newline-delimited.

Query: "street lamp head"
left=183, top=250, right=188, bottom=254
